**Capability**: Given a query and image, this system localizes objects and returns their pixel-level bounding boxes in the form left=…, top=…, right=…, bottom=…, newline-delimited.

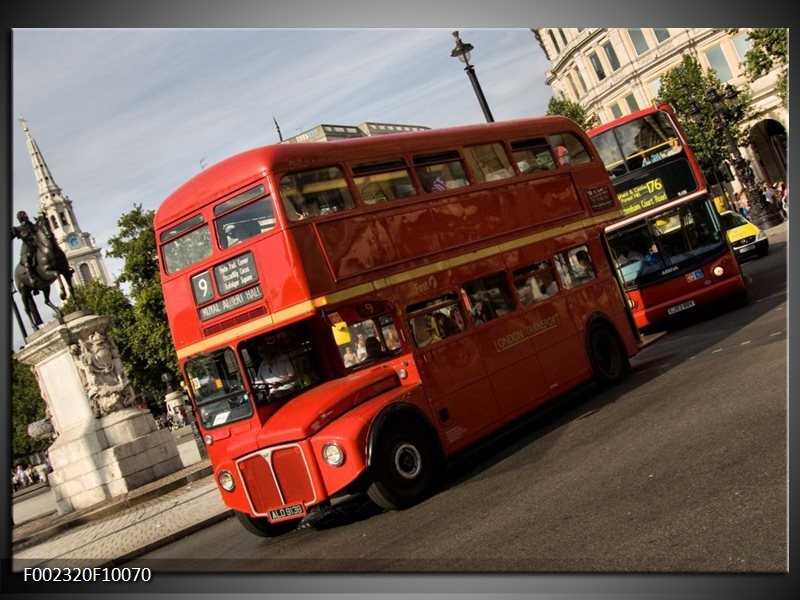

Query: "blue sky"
left=11, top=28, right=551, bottom=344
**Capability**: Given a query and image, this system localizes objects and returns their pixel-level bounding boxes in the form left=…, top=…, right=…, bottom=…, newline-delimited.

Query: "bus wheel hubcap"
left=394, top=443, right=422, bottom=479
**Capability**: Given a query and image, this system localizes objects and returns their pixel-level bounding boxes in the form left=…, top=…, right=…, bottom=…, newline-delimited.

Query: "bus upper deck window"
left=279, top=167, right=355, bottom=221
left=412, top=151, right=469, bottom=193
left=160, top=216, right=212, bottom=274
left=510, top=138, right=555, bottom=174
left=464, top=143, right=514, bottom=183
left=213, top=185, right=275, bottom=249
left=548, top=133, right=592, bottom=165
left=352, top=159, right=417, bottom=204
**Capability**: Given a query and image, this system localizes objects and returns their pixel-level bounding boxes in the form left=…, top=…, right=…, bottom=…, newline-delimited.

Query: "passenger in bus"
left=574, top=250, right=595, bottom=280
left=383, top=329, right=401, bottom=350
left=255, top=340, right=298, bottom=397
left=434, top=312, right=461, bottom=337
left=472, top=293, right=497, bottom=324
left=617, top=244, right=645, bottom=265
left=227, top=221, right=260, bottom=247
left=418, top=169, right=447, bottom=193
left=342, top=346, right=358, bottom=367
left=354, top=334, right=368, bottom=362
left=300, top=198, right=321, bottom=219
left=665, top=138, right=682, bottom=156
left=364, top=336, right=383, bottom=360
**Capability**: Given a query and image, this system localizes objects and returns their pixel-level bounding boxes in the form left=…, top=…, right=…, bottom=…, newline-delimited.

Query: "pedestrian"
left=775, top=181, right=788, bottom=219
left=737, top=190, right=750, bottom=219
left=761, top=181, right=776, bottom=208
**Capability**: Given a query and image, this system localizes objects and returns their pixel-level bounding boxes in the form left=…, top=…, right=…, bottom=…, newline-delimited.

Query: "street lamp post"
left=450, top=31, right=494, bottom=123
left=703, top=85, right=784, bottom=229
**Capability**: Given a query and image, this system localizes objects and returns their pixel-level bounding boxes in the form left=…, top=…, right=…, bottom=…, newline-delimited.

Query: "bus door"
left=405, top=292, right=500, bottom=450
left=458, top=272, right=551, bottom=416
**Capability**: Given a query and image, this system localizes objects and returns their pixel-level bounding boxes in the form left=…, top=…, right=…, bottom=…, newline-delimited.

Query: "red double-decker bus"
left=587, top=103, right=746, bottom=330
left=154, top=117, right=639, bottom=536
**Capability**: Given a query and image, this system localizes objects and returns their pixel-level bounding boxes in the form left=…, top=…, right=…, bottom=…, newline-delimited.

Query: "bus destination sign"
left=618, top=177, right=669, bottom=216
left=213, top=252, right=259, bottom=295
left=198, top=285, right=263, bottom=321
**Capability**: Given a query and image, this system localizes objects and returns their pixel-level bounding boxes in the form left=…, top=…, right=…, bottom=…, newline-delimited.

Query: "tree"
left=61, top=205, right=179, bottom=405
left=12, top=360, right=50, bottom=459
left=655, top=54, right=753, bottom=175
left=546, top=96, right=599, bottom=130
left=741, top=28, right=787, bottom=107
left=106, top=204, right=180, bottom=401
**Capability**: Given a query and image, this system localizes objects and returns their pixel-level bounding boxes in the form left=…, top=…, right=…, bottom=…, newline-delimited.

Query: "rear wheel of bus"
left=367, top=419, right=441, bottom=511
left=587, top=321, right=629, bottom=387
left=234, top=510, right=298, bottom=538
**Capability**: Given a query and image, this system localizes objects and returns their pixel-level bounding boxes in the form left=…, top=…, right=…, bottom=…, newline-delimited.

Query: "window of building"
left=558, top=29, right=569, bottom=47
left=512, top=260, right=559, bottom=306
left=548, top=30, right=561, bottom=54
left=625, top=93, right=640, bottom=113
left=704, top=45, right=734, bottom=82
left=627, top=28, right=650, bottom=55
left=462, top=273, right=514, bottom=325
left=732, top=31, right=751, bottom=61
left=50, top=215, right=59, bottom=230
left=610, top=103, right=623, bottom=120
left=575, top=69, right=588, bottom=93
left=648, top=77, right=662, bottom=101
left=603, top=41, right=621, bottom=72
left=653, top=28, right=671, bottom=43
left=463, top=143, right=514, bottom=183
left=566, top=72, right=580, bottom=100
left=588, top=51, right=606, bottom=81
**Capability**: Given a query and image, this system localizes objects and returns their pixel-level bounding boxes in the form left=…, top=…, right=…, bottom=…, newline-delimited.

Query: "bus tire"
left=234, top=510, right=297, bottom=538
left=367, top=421, right=440, bottom=511
left=587, top=322, right=629, bottom=387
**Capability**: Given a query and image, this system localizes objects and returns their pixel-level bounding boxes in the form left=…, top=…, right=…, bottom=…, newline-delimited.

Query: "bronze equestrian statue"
left=12, top=210, right=77, bottom=331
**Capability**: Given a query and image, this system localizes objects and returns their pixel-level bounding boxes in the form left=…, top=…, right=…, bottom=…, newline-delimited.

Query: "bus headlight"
left=713, top=266, right=724, bottom=277
left=218, top=470, right=236, bottom=492
left=398, top=368, right=408, bottom=380
left=322, top=442, right=345, bottom=467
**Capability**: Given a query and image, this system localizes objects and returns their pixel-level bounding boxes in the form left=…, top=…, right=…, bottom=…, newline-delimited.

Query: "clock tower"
left=20, top=118, right=112, bottom=288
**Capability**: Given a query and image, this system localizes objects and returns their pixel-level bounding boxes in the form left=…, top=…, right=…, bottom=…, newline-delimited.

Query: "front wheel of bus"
left=367, top=424, right=440, bottom=511
left=234, top=510, right=297, bottom=538
left=588, top=323, right=629, bottom=387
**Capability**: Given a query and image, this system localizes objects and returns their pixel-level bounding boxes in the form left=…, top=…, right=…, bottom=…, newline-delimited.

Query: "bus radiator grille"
left=238, top=446, right=316, bottom=515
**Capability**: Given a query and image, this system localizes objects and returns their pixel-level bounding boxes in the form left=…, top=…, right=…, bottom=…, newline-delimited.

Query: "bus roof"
left=154, top=115, right=584, bottom=230
left=586, top=103, right=675, bottom=138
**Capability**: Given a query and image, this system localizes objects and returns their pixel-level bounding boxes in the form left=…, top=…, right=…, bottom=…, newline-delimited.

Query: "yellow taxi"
left=719, top=210, right=769, bottom=261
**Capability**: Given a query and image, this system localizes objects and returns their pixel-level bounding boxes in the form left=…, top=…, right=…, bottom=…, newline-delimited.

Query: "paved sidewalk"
left=11, top=459, right=233, bottom=570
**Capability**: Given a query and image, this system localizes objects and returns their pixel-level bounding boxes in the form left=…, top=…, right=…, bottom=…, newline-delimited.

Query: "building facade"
left=285, top=121, right=430, bottom=143
left=20, top=118, right=112, bottom=289
left=532, top=28, right=787, bottom=187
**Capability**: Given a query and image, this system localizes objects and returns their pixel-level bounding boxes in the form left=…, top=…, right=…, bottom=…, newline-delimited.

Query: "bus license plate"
left=269, top=503, right=305, bottom=521
left=667, top=300, right=696, bottom=315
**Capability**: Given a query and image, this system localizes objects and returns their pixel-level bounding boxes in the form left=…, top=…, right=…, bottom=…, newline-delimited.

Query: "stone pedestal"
left=14, top=311, right=183, bottom=514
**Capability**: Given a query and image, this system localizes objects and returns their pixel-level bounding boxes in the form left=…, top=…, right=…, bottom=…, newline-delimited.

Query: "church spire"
left=18, top=116, right=112, bottom=288
left=20, top=116, right=62, bottom=205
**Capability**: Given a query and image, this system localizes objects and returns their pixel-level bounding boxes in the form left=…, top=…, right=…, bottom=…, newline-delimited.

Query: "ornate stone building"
left=20, top=118, right=113, bottom=288
left=532, top=28, right=787, bottom=186
left=284, top=121, right=430, bottom=143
